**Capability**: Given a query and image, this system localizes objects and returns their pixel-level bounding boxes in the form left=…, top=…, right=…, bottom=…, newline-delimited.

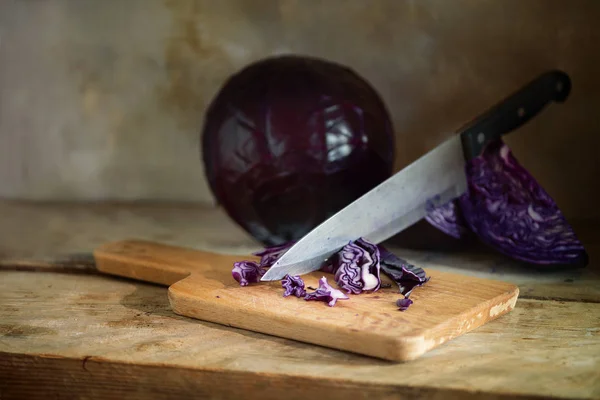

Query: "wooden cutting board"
left=94, top=239, right=519, bottom=362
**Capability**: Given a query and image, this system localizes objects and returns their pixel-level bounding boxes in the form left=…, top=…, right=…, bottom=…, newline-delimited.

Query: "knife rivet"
left=477, top=133, right=485, bottom=144
left=517, top=107, right=525, bottom=117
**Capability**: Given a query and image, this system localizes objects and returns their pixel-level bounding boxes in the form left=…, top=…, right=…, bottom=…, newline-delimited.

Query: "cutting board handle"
left=93, top=239, right=253, bottom=286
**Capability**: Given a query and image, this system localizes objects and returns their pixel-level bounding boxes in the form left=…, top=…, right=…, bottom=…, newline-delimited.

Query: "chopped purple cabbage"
left=233, top=238, right=430, bottom=308
left=232, top=261, right=265, bottom=286
left=331, top=238, right=382, bottom=294
left=253, top=241, right=296, bottom=267
left=396, top=297, right=413, bottom=311
left=281, top=274, right=307, bottom=297
left=304, top=277, right=349, bottom=307
left=379, top=246, right=430, bottom=296
left=457, top=140, right=588, bottom=266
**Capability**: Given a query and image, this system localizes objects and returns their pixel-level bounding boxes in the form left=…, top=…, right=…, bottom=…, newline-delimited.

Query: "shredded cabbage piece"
left=232, top=261, right=265, bottom=286
left=304, top=277, right=349, bottom=307
left=396, top=297, right=413, bottom=311
left=281, top=274, right=307, bottom=297
left=331, top=238, right=382, bottom=294
left=379, top=245, right=430, bottom=296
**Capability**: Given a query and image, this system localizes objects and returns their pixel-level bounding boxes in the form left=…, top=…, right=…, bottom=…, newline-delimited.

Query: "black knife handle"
left=460, top=70, right=571, bottom=161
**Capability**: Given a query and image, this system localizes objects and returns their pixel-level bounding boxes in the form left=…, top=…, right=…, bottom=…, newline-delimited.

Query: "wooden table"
left=1, top=200, right=599, bottom=400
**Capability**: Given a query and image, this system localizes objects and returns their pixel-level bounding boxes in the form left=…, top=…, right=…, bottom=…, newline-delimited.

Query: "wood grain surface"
left=0, top=201, right=598, bottom=399
left=93, top=239, right=519, bottom=361
left=0, top=271, right=598, bottom=400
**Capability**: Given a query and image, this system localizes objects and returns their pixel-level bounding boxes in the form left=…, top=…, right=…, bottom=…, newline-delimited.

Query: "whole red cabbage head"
left=202, top=55, right=395, bottom=246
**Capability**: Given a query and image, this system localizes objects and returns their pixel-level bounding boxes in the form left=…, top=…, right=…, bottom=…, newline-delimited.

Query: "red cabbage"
left=379, top=246, right=430, bottom=296
left=254, top=241, right=296, bottom=267
left=427, top=139, right=588, bottom=266
left=232, top=238, right=429, bottom=311
left=304, top=277, right=349, bottom=307
left=396, top=297, right=413, bottom=311
left=232, top=261, right=266, bottom=286
left=331, top=238, right=382, bottom=294
left=424, top=201, right=470, bottom=239
left=281, top=274, right=307, bottom=297
left=319, top=261, right=337, bottom=274
left=201, top=55, right=395, bottom=247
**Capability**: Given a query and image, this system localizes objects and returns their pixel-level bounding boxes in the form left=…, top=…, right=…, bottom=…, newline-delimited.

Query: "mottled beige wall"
left=1, top=0, right=599, bottom=219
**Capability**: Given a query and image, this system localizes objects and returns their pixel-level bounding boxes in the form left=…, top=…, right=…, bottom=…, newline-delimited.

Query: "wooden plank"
left=1, top=201, right=599, bottom=303
left=1, top=271, right=598, bottom=399
left=92, top=239, right=519, bottom=361
left=0, top=353, right=563, bottom=400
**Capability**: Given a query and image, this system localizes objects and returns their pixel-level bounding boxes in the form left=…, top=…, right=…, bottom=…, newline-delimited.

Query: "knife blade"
left=261, top=69, right=571, bottom=281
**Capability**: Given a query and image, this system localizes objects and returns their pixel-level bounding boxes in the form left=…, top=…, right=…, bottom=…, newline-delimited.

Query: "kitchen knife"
left=261, top=69, right=571, bottom=281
